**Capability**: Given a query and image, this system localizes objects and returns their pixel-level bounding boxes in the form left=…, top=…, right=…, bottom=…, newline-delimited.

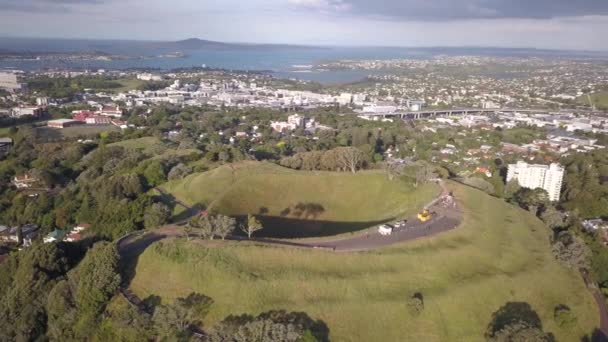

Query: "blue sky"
left=1, top=0, right=607, bottom=50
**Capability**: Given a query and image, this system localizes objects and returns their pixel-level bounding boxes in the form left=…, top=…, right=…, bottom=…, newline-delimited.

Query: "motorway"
left=357, top=107, right=599, bottom=120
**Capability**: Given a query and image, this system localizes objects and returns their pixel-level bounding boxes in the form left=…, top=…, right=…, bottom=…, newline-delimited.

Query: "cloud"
left=0, top=0, right=105, bottom=12
left=288, top=0, right=351, bottom=12
left=312, top=0, right=608, bottom=20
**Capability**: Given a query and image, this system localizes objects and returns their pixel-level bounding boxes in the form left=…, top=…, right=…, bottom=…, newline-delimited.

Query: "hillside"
left=160, top=161, right=439, bottom=237
left=108, top=137, right=200, bottom=160
left=130, top=182, right=597, bottom=341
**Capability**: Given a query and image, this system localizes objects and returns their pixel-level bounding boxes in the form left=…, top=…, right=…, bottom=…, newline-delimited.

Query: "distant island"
left=158, top=38, right=326, bottom=50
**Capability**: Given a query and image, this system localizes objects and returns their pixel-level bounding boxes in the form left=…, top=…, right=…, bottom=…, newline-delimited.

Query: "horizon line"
left=1, top=35, right=608, bottom=54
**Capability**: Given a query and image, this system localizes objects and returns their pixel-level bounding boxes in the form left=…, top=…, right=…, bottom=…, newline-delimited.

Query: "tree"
left=153, top=292, right=213, bottom=340
left=168, top=163, right=193, bottom=180
left=214, top=215, right=236, bottom=240
left=143, top=160, right=167, bottom=188
left=335, top=146, right=365, bottom=173
left=551, top=231, right=590, bottom=270
left=384, top=161, right=405, bottom=181
left=207, top=310, right=329, bottom=342
left=485, top=302, right=553, bottom=342
left=183, top=224, right=194, bottom=241
left=144, top=203, right=171, bottom=229
left=540, top=207, right=565, bottom=230
left=189, top=214, right=215, bottom=240
left=504, top=179, right=521, bottom=202
left=72, top=242, right=121, bottom=336
left=243, top=214, right=263, bottom=239
left=414, top=162, right=434, bottom=188
left=0, top=243, right=69, bottom=341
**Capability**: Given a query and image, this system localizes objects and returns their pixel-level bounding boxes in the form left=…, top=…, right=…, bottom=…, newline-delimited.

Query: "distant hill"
left=160, top=38, right=322, bottom=50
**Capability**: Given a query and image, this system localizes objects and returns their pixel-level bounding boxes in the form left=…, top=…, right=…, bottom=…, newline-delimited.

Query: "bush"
left=553, top=305, right=577, bottom=328
left=407, top=292, right=424, bottom=316
left=485, top=302, right=554, bottom=342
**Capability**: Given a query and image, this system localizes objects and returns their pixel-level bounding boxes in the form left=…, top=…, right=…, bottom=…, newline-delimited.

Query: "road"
left=121, top=180, right=460, bottom=254
left=118, top=180, right=608, bottom=340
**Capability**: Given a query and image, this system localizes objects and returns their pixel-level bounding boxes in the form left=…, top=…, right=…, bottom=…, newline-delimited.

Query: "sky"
left=1, top=0, right=608, bottom=50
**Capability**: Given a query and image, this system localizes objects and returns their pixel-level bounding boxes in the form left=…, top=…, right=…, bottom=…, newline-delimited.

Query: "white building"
left=0, top=72, right=25, bottom=92
left=270, top=114, right=308, bottom=132
left=506, top=161, right=565, bottom=202
left=137, top=73, right=164, bottom=81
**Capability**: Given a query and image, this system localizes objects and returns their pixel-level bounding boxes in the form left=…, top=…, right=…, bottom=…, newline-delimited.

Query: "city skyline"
left=1, top=0, right=608, bottom=51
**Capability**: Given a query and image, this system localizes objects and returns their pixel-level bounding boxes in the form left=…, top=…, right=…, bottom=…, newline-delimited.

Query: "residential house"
left=44, top=229, right=66, bottom=243
left=13, top=174, right=39, bottom=189
left=65, top=223, right=90, bottom=242
left=0, top=137, right=12, bottom=154
left=0, top=224, right=39, bottom=246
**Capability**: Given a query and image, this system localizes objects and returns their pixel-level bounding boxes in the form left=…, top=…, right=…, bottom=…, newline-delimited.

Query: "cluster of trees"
left=185, top=213, right=263, bottom=240
left=561, top=151, right=608, bottom=218
left=0, top=124, right=200, bottom=240
left=186, top=214, right=237, bottom=240
left=98, top=290, right=329, bottom=342
left=279, top=146, right=367, bottom=173
left=0, top=241, right=121, bottom=341
left=27, top=75, right=124, bottom=99
left=0, top=238, right=330, bottom=341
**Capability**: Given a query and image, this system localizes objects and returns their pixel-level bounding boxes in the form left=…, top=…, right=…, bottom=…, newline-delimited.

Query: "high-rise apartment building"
left=506, top=161, right=565, bottom=202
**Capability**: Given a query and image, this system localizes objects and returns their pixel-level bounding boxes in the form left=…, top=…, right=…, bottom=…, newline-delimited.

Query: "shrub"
left=553, top=305, right=577, bottom=328
left=407, top=292, right=424, bottom=316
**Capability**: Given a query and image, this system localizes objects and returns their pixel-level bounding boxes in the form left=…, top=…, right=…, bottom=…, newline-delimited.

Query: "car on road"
left=378, top=224, right=394, bottom=236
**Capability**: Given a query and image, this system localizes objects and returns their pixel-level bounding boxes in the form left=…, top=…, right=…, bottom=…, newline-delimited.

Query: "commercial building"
left=85, top=115, right=112, bottom=125
left=506, top=161, right=565, bottom=202
left=11, top=106, right=45, bottom=118
left=47, top=119, right=83, bottom=129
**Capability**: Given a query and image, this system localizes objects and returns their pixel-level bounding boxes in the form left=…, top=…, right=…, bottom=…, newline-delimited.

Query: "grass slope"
left=130, top=182, right=597, bottom=341
left=109, top=137, right=200, bottom=160
left=577, top=91, right=608, bottom=110
left=161, top=161, right=439, bottom=236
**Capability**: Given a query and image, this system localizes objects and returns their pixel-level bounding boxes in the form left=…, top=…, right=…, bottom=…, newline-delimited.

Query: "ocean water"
left=1, top=37, right=606, bottom=83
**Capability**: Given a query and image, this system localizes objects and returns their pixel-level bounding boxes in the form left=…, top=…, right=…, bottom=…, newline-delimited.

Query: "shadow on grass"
left=173, top=204, right=204, bottom=224
left=153, top=189, right=204, bottom=224
left=236, top=215, right=395, bottom=238
left=120, top=232, right=168, bottom=288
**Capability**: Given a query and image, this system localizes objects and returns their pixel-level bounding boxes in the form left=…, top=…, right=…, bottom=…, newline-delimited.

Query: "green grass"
left=161, top=161, right=439, bottom=237
left=109, top=137, right=200, bottom=160
left=41, top=125, right=120, bottom=138
left=110, top=136, right=164, bottom=152
left=130, top=182, right=598, bottom=341
left=577, top=91, right=608, bottom=110
left=113, top=78, right=146, bottom=93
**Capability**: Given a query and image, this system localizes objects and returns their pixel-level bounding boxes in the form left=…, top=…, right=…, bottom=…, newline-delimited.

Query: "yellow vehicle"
left=417, top=209, right=433, bottom=222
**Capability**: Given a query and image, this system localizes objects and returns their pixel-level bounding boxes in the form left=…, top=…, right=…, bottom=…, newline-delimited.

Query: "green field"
left=161, top=161, right=439, bottom=237
left=36, top=125, right=120, bottom=140
left=130, top=182, right=597, bottom=341
left=577, top=91, right=608, bottom=110
left=109, top=137, right=200, bottom=160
